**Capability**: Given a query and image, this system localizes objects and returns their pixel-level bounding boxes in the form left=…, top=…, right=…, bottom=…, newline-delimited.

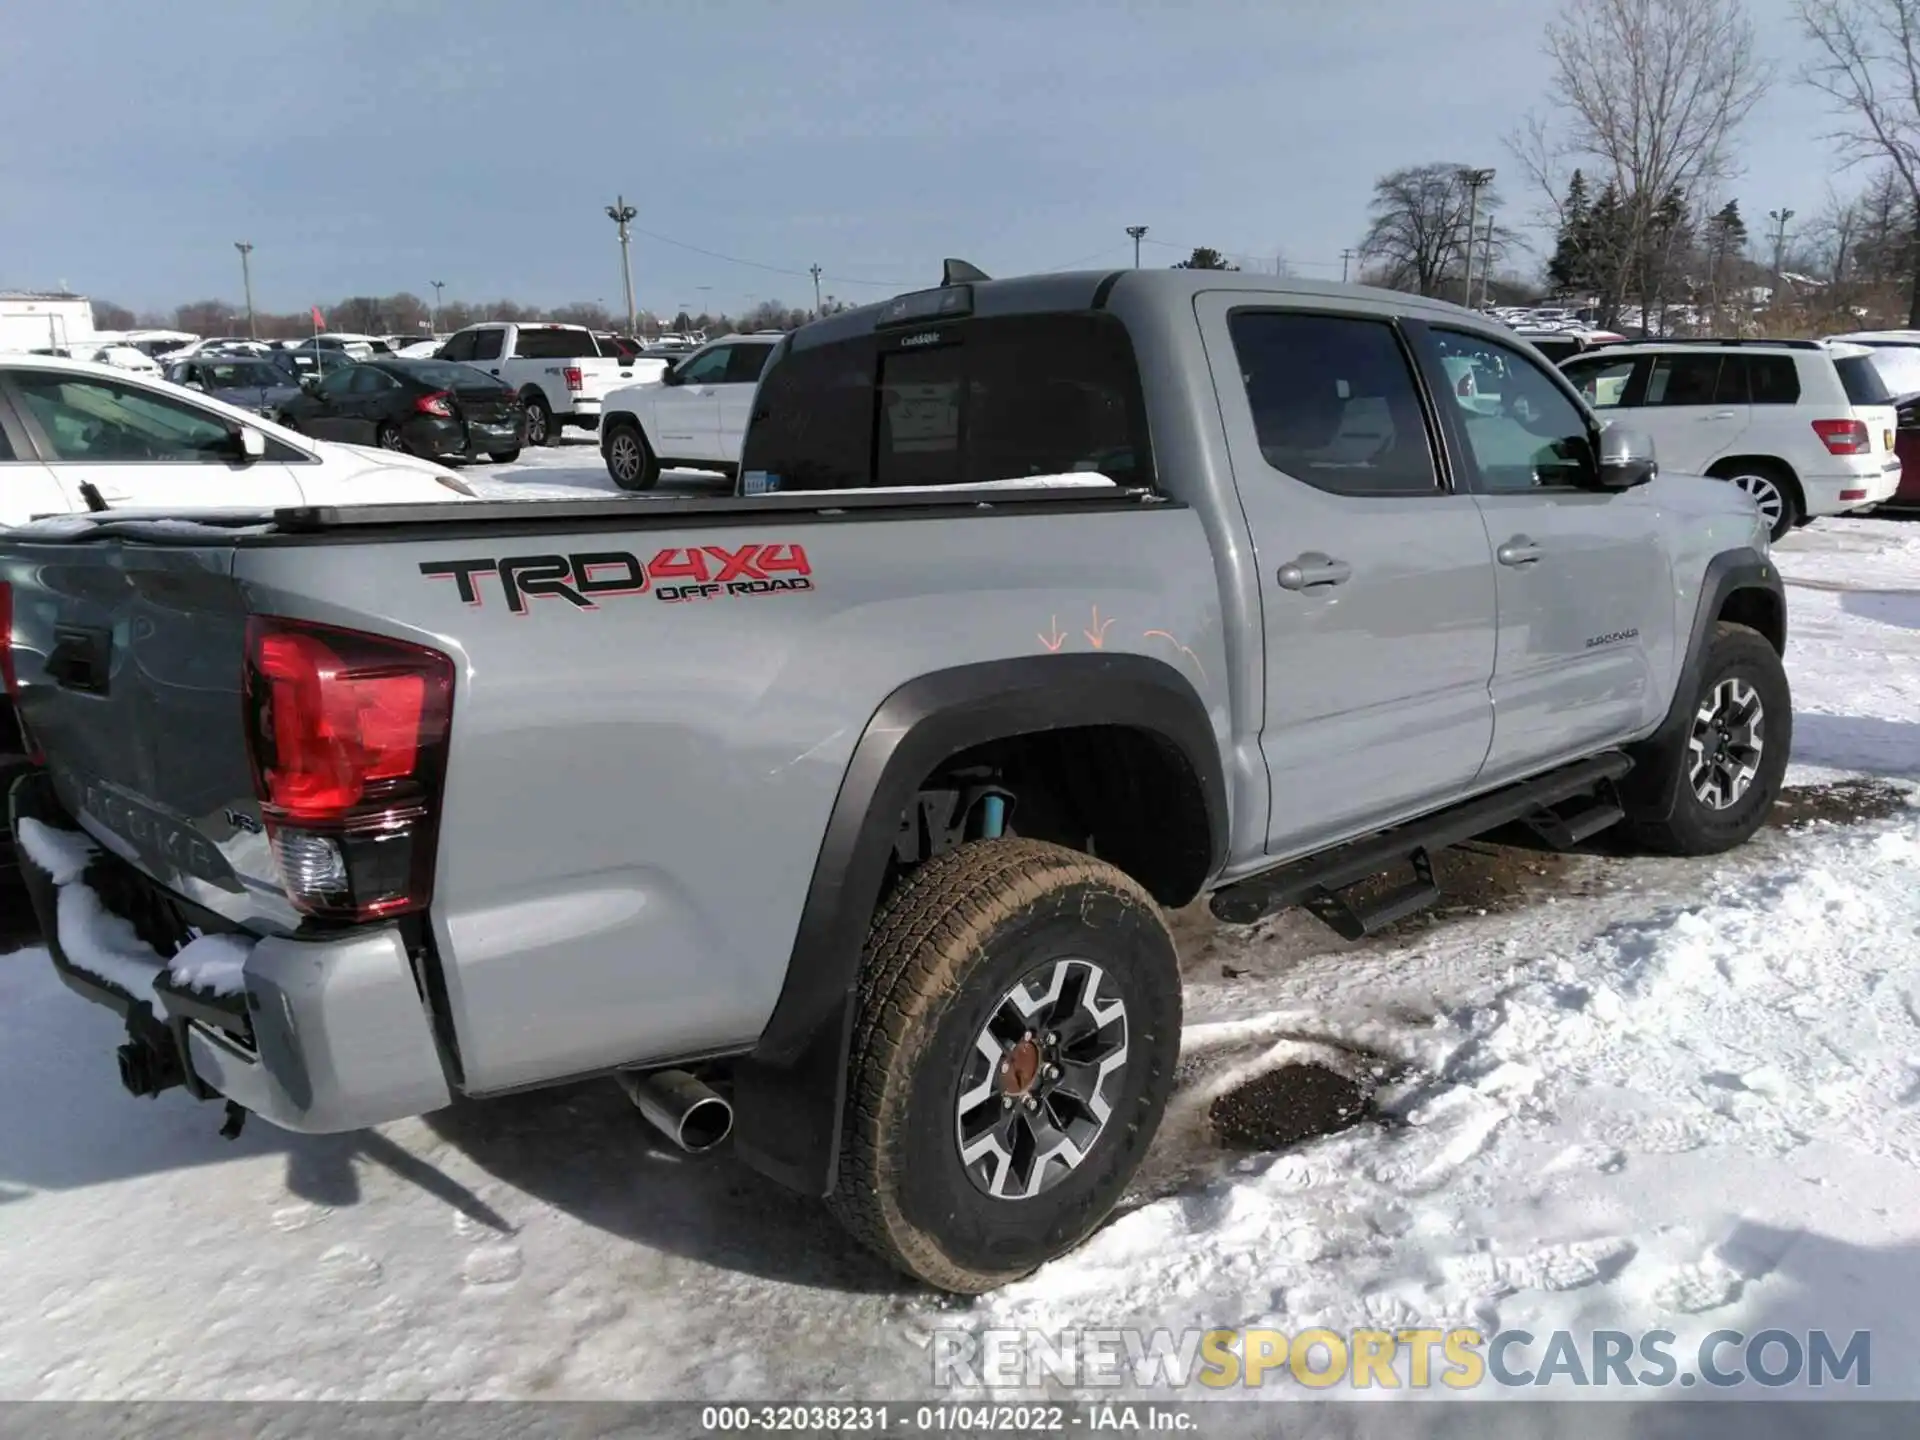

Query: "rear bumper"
left=11, top=772, right=452, bottom=1134
left=404, top=415, right=526, bottom=459
left=1802, top=459, right=1901, bottom=514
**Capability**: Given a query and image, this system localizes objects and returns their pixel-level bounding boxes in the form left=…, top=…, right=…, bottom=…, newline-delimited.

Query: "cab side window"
left=1227, top=311, right=1440, bottom=496
left=469, top=330, right=505, bottom=362
left=677, top=346, right=735, bottom=384
left=1429, top=330, right=1597, bottom=492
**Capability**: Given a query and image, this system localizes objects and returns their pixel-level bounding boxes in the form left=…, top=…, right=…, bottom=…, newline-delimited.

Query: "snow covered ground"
left=452, top=436, right=728, bottom=502
left=0, top=516, right=1916, bottom=1403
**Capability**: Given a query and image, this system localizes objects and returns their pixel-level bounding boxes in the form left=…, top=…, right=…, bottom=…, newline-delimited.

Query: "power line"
left=623, top=223, right=915, bottom=290
left=1137, top=235, right=1343, bottom=272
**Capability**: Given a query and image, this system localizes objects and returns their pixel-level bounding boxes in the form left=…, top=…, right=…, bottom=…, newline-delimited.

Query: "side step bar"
left=1210, top=751, right=1634, bottom=936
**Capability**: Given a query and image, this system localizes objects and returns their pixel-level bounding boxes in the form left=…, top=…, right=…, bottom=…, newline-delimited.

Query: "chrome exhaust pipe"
left=617, top=1068, right=733, bottom=1154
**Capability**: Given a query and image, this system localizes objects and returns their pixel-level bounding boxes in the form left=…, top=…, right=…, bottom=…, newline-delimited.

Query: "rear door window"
left=1644, top=354, right=1723, bottom=406
left=1747, top=355, right=1801, bottom=404
left=1231, top=311, right=1440, bottom=496
left=740, top=313, right=1153, bottom=491
left=723, top=341, right=777, bottom=385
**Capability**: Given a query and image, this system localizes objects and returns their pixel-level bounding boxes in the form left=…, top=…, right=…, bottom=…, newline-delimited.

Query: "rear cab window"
left=511, top=327, right=601, bottom=360
left=740, top=312, right=1153, bottom=491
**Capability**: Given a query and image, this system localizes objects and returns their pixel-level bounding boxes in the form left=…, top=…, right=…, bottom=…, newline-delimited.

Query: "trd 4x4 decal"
left=420, top=542, right=813, bottom=614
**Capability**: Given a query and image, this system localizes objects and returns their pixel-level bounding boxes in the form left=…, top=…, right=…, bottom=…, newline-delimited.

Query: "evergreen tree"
left=1547, top=170, right=1593, bottom=294
left=1172, top=246, right=1239, bottom=271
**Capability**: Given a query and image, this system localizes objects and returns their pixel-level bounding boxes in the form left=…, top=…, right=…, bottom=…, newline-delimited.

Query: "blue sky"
left=0, top=0, right=1848, bottom=317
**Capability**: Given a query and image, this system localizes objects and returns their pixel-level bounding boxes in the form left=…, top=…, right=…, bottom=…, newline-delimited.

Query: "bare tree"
left=1512, top=0, right=1768, bottom=318
left=1359, top=163, right=1518, bottom=297
left=1796, top=0, right=1920, bottom=321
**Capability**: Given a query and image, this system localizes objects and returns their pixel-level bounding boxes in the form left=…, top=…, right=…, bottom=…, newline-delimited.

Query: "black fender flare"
left=1621, top=546, right=1786, bottom=821
left=729, top=652, right=1228, bottom=1196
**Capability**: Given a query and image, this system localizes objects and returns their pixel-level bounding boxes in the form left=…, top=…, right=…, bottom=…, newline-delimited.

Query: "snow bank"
left=16, top=815, right=255, bottom=998
left=16, top=816, right=99, bottom=885
left=165, top=933, right=253, bottom=997
left=968, top=811, right=1920, bottom=1396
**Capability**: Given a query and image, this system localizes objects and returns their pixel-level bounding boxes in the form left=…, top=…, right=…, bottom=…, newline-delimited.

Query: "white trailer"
left=0, top=292, right=96, bottom=354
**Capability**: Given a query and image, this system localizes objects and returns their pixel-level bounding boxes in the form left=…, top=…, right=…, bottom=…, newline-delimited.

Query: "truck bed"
left=0, top=480, right=1225, bottom=1110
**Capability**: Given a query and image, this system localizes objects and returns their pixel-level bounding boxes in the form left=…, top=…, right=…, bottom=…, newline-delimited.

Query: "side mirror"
left=658, top=363, right=679, bottom=386
left=237, top=427, right=267, bottom=461
left=1594, top=424, right=1657, bottom=490
left=184, top=381, right=205, bottom=392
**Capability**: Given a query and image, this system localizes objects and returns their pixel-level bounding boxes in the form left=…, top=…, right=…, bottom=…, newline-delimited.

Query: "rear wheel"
left=376, top=422, right=406, bottom=452
left=827, top=837, right=1181, bottom=1293
left=604, top=421, right=661, bottom=491
left=1710, top=460, right=1801, bottom=542
left=1627, top=622, right=1791, bottom=856
left=523, top=392, right=556, bottom=447
left=488, top=448, right=521, bottom=463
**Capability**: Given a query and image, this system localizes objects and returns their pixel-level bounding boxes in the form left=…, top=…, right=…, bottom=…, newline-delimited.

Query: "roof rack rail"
left=1604, top=336, right=1825, bottom=351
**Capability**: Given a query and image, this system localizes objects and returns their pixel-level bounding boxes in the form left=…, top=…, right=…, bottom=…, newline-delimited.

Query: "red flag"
left=310, top=306, right=326, bottom=329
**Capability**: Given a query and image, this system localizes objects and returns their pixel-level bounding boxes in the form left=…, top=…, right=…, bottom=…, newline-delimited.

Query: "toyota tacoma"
left=0, top=264, right=1789, bottom=1293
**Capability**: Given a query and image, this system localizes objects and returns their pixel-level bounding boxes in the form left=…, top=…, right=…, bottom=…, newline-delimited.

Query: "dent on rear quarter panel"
left=242, top=506, right=1225, bottom=1093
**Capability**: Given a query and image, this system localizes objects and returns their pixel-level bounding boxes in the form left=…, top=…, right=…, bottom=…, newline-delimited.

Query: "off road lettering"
left=419, top=542, right=812, bottom=614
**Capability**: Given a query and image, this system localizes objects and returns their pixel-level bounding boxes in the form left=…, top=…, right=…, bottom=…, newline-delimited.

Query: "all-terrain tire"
left=1627, top=621, right=1791, bottom=856
left=826, top=837, right=1182, bottom=1294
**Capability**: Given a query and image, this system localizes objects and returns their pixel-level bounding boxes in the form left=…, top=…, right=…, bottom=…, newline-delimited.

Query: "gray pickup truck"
left=0, top=265, right=1789, bottom=1294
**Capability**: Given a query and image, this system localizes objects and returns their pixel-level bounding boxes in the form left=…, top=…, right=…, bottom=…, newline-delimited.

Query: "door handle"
left=1276, top=553, right=1352, bottom=590
left=1497, top=536, right=1542, bottom=566
left=1702, top=410, right=1737, bottom=420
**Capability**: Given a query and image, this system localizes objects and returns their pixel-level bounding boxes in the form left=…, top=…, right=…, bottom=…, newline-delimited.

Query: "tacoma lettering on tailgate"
left=419, top=543, right=813, bottom=615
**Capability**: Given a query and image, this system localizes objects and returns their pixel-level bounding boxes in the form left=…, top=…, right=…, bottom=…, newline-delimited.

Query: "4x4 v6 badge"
left=420, top=543, right=813, bottom=615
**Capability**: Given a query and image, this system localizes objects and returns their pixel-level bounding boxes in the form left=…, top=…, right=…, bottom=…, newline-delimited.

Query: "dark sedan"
left=268, top=347, right=358, bottom=384
left=165, top=357, right=303, bottom=418
left=276, top=358, right=527, bottom=462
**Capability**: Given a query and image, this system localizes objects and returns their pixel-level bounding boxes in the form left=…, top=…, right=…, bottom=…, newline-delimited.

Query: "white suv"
left=598, top=333, right=781, bottom=489
left=1559, top=338, right=1902, bottom=540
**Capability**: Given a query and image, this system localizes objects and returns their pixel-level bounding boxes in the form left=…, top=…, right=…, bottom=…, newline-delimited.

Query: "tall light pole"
left=1341, top=248, right=1355, bottom=284
left=605, top=195, right=638, bottom=336
left=1458, top=168, right=1495, bottom=309
left=233, top=241, right=256, bottom=338
left=1480, top=215, right=1495, bottom=309
left=809, top=263, right=823, bottom=317
left=430, top=279, right=445, bottom=333
left=1768, top=208, right=1796, bottom=307
left=1126, top=225, right=1148, bottom=268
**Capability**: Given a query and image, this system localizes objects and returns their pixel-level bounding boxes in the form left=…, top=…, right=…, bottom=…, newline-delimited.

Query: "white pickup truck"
left=434, top=322, right=662, bottom=446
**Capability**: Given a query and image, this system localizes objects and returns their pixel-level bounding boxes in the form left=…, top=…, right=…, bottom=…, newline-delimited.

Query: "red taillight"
left=563, top=366, right=583, bottom=392
left=414, top=390, right=453, bottom=418
left=1813, top=418, right=1870, bottom=455
left=243, top=616, right=454, bottom=921
left=0, top=581, right=41, bottom=765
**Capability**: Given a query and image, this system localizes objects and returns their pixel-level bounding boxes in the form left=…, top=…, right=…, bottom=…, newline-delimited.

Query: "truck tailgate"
left=1, top=535, right=296, bottom=930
